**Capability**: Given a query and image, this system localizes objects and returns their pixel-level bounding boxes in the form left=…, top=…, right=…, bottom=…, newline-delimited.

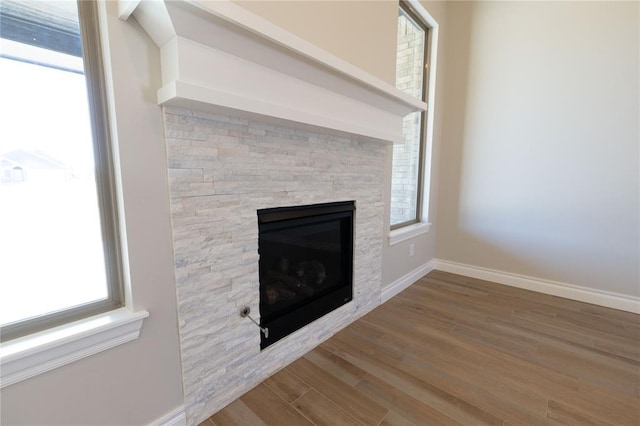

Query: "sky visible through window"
left=0, top=42, right=109, bottom=327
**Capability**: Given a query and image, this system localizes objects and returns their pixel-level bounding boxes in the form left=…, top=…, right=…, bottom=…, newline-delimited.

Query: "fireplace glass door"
left=258, top=201, right=354, bottom=349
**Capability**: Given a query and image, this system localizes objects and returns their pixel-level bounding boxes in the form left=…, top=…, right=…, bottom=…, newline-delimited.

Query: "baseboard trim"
left=150, top=406, right=186, bottom=426
left=382, top=259, right=436, bottom=303
left=433, top=259, right=640, bottom=314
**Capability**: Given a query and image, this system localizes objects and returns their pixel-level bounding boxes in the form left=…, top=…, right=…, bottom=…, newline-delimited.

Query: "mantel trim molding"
left=118, top=0, right=426, bottom=142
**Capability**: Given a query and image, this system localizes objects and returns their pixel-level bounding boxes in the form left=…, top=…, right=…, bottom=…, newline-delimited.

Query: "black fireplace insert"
left=257, top=201, right=354, bottom=349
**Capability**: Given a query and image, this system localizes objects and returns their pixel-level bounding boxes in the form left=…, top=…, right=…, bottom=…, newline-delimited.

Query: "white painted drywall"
left=437, top=1, right=639, bottom=297
left=234, top=0, right=398, bottom=85
left=0, top=2, right=185, bottom=424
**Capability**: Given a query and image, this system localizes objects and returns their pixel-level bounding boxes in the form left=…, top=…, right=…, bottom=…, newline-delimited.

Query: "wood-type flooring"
left=201, top=270, right=640, bottom=425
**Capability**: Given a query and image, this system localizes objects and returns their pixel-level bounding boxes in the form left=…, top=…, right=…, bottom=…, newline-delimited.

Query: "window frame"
left=0, top=0, right=124, bottom=342
left=388, top=0, right=438, bottom=246
left=390, top=0, right=432, bottom=231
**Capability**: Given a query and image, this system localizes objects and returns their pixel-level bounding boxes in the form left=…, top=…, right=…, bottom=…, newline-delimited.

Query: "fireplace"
left=120, top=0, right=413, bottom=420
left=258, top=201, right=355, bottom=349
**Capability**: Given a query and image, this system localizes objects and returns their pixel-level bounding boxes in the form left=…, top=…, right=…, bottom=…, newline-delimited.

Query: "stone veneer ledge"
left=163, top=106, right=388, bottom=425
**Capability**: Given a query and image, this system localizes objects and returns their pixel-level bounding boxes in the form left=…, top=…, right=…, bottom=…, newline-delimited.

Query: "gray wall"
left=437, top=1, right=639, bottom=297
left=235, top=0, right=398, bottom=85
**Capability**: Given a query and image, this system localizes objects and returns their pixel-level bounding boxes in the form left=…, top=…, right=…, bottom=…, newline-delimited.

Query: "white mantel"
left=118, top=0, right=425, bottom=142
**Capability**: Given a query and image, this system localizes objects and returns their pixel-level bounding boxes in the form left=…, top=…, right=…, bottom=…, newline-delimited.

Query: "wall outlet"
left=410, top=243, right=415, bottom=256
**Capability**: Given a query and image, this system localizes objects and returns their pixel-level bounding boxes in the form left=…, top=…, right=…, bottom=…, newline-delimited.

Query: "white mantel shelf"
left=118, top=0, right=426, bottom=143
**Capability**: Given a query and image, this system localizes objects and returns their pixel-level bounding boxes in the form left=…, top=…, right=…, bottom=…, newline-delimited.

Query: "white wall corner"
left=433, top=259, right=640, bottom=314
left=382, top=259, right=436, bottom=303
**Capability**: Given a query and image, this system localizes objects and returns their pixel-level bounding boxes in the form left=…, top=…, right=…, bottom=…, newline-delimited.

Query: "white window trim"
left=389, top=221, right=432, bottom=246
left=0, top=308, right=148, bottom=388
left=390, top=0, right=438, bottom=240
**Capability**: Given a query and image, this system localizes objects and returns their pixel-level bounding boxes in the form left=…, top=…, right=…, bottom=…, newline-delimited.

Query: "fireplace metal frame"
left=257, top=201, right=355, bottom=349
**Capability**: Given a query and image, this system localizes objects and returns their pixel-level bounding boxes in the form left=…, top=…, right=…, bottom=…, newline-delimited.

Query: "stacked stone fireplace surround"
left=163, top=106, right=388, bottom=424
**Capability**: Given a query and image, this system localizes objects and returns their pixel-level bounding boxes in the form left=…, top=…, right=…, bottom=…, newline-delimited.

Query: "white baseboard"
left=433, top=259, right=640, bottom=314
left=150, top=406, right=186, bottom=426
left=382, top=259, right=436, bottom=303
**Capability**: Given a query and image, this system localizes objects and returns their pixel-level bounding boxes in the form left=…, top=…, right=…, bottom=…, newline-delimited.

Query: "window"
left=0, top=0, right=123, bottom=341
left=390, top=1, right=432, bottom=229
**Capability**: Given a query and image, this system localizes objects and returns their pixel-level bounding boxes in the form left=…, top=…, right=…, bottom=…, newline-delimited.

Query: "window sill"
left=0, top=308, right=149, bottom=388
left=388, top=222, right=431, bottom=246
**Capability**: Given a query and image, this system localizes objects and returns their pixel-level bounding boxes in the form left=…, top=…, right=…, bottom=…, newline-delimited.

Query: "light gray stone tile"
left=162, top=106, right=387, bottom=426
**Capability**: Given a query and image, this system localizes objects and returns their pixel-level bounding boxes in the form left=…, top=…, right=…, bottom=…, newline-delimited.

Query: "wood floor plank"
left=378, top=410, right=418, bottom=426
left=592, top=336, right=640, bottom=362
left=450, top=322, right=539, bottom=359
left=491, top=313, right=596, bottom=350
left=332, top=308, right=588, bottom=424
left=394, top=291, right=634, bottom=393
left=354, top=374, right=463, bottom=426
left=486, top=316, right=640, bottom=374
left=533, top=342, right=639, bottom=397
left=509, top=307, right=640, bottom=360
left=291, top=389, right=361, bottom=426
left=425, top=271, right=581, bottom=315
left=373, top=296, right=457, bottom=332
left=263, top=367, right=310, bottom=403
left=398, top=282, right=513, bottom=319
left=343, top=315, right=387, bottom=340
left=396, top=356, right=559, bottom=426
left=207, top=399, right=266, bottom=426
left=202, top=271, right=640, bottom=426
left=407, top=320, right=639, bottom=425
left=239, top=383, right=313, bottom=425
left=580, top=304, right=640, bottom=324
left=354, top=310, right=559, bottom=389
left=570, top=385, right=640, bottom=425
left=555, top=310, right=637, bottom=340
left=287, top=356, right=388, bottom=425
left=318, top=335, right=344, bottom=353
left=371, top=328, right=550, bottom=416
left=546, top=399, right=606, bottom=425
left=303, top=345, right=367, bottom=387
left=330, top=332, right=509, bottom=425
